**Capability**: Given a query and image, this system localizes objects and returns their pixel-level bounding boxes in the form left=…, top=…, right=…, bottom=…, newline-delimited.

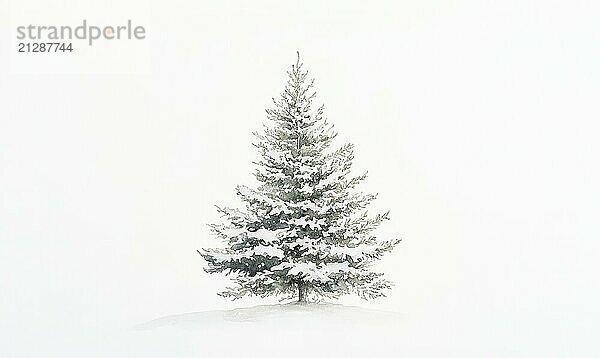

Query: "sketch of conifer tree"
left=199, top=53, right=401, bottom=303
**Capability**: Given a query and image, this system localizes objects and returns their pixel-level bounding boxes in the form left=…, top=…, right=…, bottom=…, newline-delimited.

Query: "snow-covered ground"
left=138, top=302, right=401, bottom=329
left=132, top=303, right=403, bottom=358
left=3, top=298, right=597, bottom=357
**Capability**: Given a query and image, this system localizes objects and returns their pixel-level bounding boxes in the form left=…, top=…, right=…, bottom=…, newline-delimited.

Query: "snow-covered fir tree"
left=199, top=53, right=401, bottom=303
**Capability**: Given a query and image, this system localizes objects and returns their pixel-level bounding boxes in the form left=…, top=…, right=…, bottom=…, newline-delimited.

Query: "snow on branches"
left=199, top=53, right=400, bottom=303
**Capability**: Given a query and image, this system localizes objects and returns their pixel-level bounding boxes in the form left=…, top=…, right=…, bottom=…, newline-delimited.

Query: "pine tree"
left=199, top=53, right=401, bottom=303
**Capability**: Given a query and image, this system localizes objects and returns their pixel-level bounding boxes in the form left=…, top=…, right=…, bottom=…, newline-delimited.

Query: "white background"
left=1, top=0, right=599, bottom=356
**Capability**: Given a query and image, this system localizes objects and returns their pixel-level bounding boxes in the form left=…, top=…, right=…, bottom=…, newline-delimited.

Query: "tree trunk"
left=297, top=282, right=307, bottom=303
